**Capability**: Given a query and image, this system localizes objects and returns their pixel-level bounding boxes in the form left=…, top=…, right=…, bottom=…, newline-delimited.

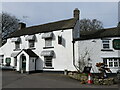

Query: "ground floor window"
left=103, top=58, right=120, bottom=68
left=44, top=56, right=52, bottom=67
left=5, top=58, right=11, bottom=66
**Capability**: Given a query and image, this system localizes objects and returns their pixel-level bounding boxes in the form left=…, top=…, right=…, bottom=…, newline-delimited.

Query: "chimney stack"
left=117, top=22, right=120, bottom=30
left=18, top=22, right=26, bottom=30
left=73, top=8, right=80, bottom=20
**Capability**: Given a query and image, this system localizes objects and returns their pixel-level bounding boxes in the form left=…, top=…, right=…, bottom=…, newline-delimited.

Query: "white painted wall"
left=29, top=57, right=36, bottom=71
left=17, top=51, right=30, bottom=72
left=0, top=28, right=78, bottom=72
left=78, top=37, right=120, bottom=73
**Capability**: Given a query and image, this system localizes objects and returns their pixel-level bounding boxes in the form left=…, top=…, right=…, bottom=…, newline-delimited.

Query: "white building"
left=0, top=9, right=80, bottom=73
left=75, top=24, right=120, bottom=73
left=0, top=8, right=120, bottom=74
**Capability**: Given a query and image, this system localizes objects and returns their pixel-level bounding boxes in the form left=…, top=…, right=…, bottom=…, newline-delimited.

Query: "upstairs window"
left=26, top=35, right=35, bottom=48
left=102, top=39, right=110, bottom=49
left=29, top=40, right=35, bottom=48
left=42, top=32, right=53, bottom=48
left=58, top=36, right=62, bottom=45
left=11, top=37, right=21, bottom=50
left=45, top=39, right=52, bottom=47
left=15, top=42, right=20, bottom=50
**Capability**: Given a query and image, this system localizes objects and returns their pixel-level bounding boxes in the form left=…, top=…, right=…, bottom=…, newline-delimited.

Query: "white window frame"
left=45, top=38, right=52, bottom=47
left=29, top=40, right=35, bottom=48
left=44, top=56, right=52, bottom=67
left=102, top=39, right=110, bottom=49
left=104, top=58, right=120, bottom=68
left=15, top=42, right=20, bottom=50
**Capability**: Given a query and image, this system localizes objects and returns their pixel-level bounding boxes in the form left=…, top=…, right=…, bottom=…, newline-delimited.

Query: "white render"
left=77, top=37, right=120, bottom=73
left=0, top=28, right=79, bottom=72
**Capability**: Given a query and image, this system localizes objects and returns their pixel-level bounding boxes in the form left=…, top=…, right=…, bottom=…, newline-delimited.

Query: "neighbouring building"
left=0, top=9, right=80, bottom=73
left=74, top=22, right=120, bottom=73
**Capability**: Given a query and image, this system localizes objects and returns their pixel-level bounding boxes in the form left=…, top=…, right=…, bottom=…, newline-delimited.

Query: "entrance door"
left=21, top=54, right=26, bottom=71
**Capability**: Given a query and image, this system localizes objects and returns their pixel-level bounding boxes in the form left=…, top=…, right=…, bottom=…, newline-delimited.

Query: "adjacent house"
left=74, top=23, right=120, bottom=73
left=0, top=9, right=80, bottom=73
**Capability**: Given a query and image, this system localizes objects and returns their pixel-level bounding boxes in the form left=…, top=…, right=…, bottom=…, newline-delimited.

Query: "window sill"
left=43, top=46, right=54, bottom=49
left=13, top=49, right=21, bottom=51
left=43, top=67, right=54, bottom=69
left=101, top=49, right=114, bottom=51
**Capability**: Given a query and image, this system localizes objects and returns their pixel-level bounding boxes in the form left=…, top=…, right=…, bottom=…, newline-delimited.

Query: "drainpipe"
left=72, top=40, right=79, bottom=72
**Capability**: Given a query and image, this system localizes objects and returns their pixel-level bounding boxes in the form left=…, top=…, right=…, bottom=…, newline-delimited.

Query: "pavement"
left=2, top=70, right=119, bottom=89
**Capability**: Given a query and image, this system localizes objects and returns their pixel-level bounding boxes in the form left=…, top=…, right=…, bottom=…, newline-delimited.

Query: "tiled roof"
left=9, top=18, right=77, bottom=38
left=75, top=27, right=120, bottom=40
left=23, top=49, right=38, bottom=57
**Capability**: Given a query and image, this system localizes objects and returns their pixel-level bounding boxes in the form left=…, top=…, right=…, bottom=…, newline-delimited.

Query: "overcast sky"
left=2, top=2, right=119, bottom=28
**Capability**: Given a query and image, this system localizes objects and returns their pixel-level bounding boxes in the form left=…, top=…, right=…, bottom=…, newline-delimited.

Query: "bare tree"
left=0, top=12, right=19, bottom=45
left=80, top=18, right=103, bottom=31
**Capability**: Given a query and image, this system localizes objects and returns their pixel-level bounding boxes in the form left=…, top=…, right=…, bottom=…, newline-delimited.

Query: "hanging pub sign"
left=113, top=39, right=120, bottom=50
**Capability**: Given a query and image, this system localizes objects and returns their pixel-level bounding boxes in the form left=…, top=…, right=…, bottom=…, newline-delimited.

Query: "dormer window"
left=26, top=35, right=35, bottom=48
left=11, top=37, right=21, bottom=50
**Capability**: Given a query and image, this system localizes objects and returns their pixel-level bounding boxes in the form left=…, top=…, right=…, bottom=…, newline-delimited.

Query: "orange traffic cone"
left=88, top=73, right=93, bottom=84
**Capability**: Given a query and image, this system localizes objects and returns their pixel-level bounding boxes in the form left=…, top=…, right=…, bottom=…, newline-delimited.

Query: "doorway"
left=21, top=54, right=26, bottom=72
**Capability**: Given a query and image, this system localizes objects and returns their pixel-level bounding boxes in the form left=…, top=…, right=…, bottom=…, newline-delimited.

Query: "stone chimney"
left=73, top=8, right=80, bottom=20
left=18, top=22, right=26, bottom=30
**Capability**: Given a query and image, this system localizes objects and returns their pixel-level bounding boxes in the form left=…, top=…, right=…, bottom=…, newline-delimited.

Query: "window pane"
left=113, top=39, right=120, bottom=50
left=6, top=58, right=11, bottom=63
left=45, top=39, right=52, bottom=47
left=29, top=40, right=35, bottom=48
left=45, top=57, right=52, bottom=67
left=15, top=42, right=20, bottom=49
left=114, top=62, right=118, bottom=67
left=103, top=58, right=107, bottom=65
left=102, top=40, right=109, bottom=43
left=109, top=59, right=113, bottom=61
left=109, top=62, right=113, bottom=67
left=103, top=44, right=109, bottom=48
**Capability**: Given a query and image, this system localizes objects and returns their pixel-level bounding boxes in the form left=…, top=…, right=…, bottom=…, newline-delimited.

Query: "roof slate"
left=9, top=18, right=77, bottom=38
left=23, top=49, right=38, bottom=57
left=76, top=27, right=120, bottom=40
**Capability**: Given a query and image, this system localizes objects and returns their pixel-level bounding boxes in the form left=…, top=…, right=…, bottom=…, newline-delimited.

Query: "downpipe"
left=72, top=40, right=80, bottom=73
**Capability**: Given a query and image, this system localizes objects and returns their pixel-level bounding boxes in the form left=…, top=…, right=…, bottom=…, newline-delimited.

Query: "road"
left=2, top=70, right=119, bottom=88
